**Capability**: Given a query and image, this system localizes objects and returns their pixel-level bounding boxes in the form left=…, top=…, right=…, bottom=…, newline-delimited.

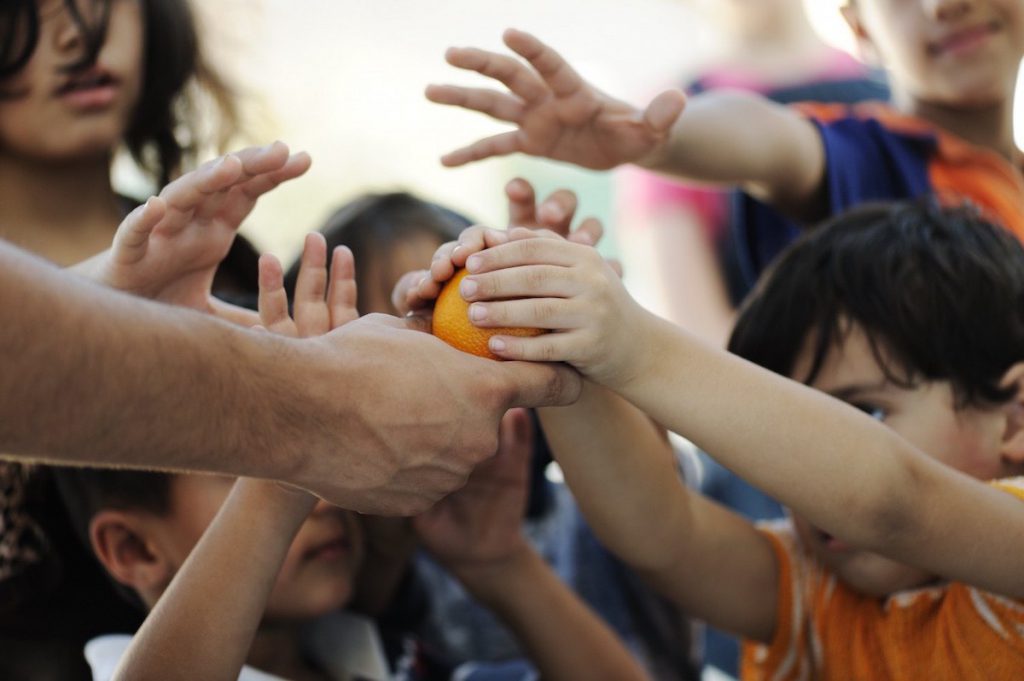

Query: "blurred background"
left=117, top=0, right=1023, bottom=293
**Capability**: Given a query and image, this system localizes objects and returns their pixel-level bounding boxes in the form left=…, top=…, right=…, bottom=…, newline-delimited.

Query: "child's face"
left=156, top=475, right=365, bottom=620
left=788, top=322, right=1017, bottom=596
left=845, top=0, right=1024, bottom=108
left=360, top=232, right=446, bottom=314
left=0, top=0, right=144, bottom=160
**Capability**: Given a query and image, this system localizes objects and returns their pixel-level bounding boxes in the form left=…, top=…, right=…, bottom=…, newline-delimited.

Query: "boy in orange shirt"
left=402, top=200, right=1024, bottom=679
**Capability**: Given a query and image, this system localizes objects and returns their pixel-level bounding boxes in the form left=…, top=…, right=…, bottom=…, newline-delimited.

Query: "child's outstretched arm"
left=415, top=408, right=650, bottom=681
left=428, top=29, right=824, bottom=213
left=463, top=232, right=1024, bottom=602
left=112, top=236, right=357, bottom=681
left=72, top=141, right=311, bottom=326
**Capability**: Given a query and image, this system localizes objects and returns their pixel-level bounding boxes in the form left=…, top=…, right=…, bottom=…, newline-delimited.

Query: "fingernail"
left=490, top=337, right=506, bottom=352
left=466, top=254, right=482, bottom=272
left=460, top=277, right=478, bottom=297
left=469, top=303, right=487, bottom=321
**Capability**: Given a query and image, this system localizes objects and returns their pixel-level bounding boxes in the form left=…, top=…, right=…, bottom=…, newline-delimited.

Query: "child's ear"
left=89, top=511, right=174, bottom=600
left=997, top=363, right=1024, bottom=467
left=839, top=3, right=881, bottom=67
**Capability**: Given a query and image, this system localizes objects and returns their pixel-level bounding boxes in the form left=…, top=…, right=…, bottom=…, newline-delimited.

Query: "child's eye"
left=852, top=403, right=887, bottom=421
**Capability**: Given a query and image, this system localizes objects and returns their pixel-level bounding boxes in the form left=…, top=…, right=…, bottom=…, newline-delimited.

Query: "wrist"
left=445, top=542, right=538, bottom=603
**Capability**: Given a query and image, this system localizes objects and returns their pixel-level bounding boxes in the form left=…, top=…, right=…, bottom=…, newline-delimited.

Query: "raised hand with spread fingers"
left=73, top=142, right=312, bottom=325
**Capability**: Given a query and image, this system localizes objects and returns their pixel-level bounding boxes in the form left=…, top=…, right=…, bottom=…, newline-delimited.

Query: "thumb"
left=496, top=361, right=582, bottom=410
left=642, top=89, right=687, bottom=133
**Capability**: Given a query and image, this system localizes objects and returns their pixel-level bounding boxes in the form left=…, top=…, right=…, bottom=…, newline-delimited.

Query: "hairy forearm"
left=0, top=242, right=304, bottom=480
left=640, top=91, right=824, bottom=211
left=538, top=384, right=689, bottom=572
left=455, top=548, right=649, bottom=681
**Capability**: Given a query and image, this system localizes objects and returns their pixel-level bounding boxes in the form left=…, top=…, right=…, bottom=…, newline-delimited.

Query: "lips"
left=302, top=533, right=352, bottom=562
left=53, top=66, right=120, bottom=109
left=929, top=21, right=1000, bottom=57
left=54, top=67, right=118, bottom=96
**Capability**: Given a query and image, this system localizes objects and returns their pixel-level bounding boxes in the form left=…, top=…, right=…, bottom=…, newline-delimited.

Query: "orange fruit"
left=432, top=268, right=544, bottom=360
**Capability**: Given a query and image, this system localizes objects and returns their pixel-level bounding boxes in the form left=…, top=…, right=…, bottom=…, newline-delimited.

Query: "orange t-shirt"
left=741, top=478, right=1024, bottom=681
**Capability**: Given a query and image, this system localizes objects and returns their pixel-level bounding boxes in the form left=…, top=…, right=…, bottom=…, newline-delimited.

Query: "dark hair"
left=1, top=0, right=239, bottom=186
left=285, top=191, right=473, bottom=313
left=53, top=468, right=174, bottom=552
left=728, top=200, right=1024, bottom=408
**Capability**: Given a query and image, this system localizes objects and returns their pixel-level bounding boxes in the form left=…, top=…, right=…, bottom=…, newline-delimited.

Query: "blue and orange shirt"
left=735, top=102, right=1024, bottom=287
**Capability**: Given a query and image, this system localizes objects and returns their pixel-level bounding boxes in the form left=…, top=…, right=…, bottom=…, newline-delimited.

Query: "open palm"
left=92, top=142, right=311, bottom=319
left=427, top=29, right=686, bottom=170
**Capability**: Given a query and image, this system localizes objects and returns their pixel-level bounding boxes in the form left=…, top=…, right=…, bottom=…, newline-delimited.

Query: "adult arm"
left=0, top=240, right=581, bottom=513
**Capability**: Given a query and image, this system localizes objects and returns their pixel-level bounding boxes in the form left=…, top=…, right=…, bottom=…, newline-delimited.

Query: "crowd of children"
left=1, top=0, right=1022, bottom=680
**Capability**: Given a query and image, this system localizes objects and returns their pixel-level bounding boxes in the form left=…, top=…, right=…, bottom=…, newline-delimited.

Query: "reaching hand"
left=392, top=178, right=606, bottom=316
left=77, top=142, right=311, bottom=324
left=257, top=232, right=358, bottom=338
left=426, top=29, right=686, bottom=170
left=414, top=407, right=534, bottom=570
left=455, top=228, right=643, bottom=386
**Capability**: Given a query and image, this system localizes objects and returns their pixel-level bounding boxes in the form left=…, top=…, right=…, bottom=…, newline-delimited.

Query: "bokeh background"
left=119, top=0, right=1024, bottom=293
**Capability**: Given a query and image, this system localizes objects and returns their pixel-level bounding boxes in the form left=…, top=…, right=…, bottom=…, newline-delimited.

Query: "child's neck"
left=897, top=91, right=1022, bottom=166
left=0, top=152, right=124, bottom=266
left=248, top=625, right=332, bottom=681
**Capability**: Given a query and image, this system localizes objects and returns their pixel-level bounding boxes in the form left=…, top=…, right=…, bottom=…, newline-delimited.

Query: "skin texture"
left=398, top=226, right=1024, bottom=646
left=106, top=230, right=646, bottom=681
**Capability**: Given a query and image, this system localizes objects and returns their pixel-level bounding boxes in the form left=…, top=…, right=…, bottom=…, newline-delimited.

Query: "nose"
left=51, top=3, right=87, bottom=54
left=922, top=0, right=975, bottom=22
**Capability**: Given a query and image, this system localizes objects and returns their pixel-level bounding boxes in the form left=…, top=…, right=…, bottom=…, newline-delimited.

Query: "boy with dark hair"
left=404, top=200, right=1024, bottom=679
left=424, top=2, right=1023, bottom=287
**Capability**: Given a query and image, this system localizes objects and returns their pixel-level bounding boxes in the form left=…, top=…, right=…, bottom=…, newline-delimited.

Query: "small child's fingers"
left=232, top=141, right=290, bottom=178
left=468, top=297, right=577, bottom=330
left=506, top=226, right=564, bottom=243
left=392, top=270, right=428, bottom=315
left=535, top=189, right=577, bottom=235
left=568, top=217, right=603, bottom=247
left=160, top=155, right=244, bottom=219
left=464, top=233, right=578, bottom=274
left=461, top=265, right=582, bottom=303
left=111, top=196, right=166, bottom=263
left=606, top=257, right=624, bottom=279
left=451, top=226, right=509, bottom=268
left=502, top=28, right=583, bottom=100
left=488, top=332, right=576, bottom=364
left=327, top=246, right=359, bottom=327
left=505, top=177, right=537, bottom=227
left=239, top=151, right=312, bottom=200
left=257, top=253, right=295, bottom=335
left=439, top=45, right=547, bottom=104
left=440, top=131, right=522, bottom=168
left=642, top=89, right=687, bottom=133
left=292, top=233, right=330, bottom=336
